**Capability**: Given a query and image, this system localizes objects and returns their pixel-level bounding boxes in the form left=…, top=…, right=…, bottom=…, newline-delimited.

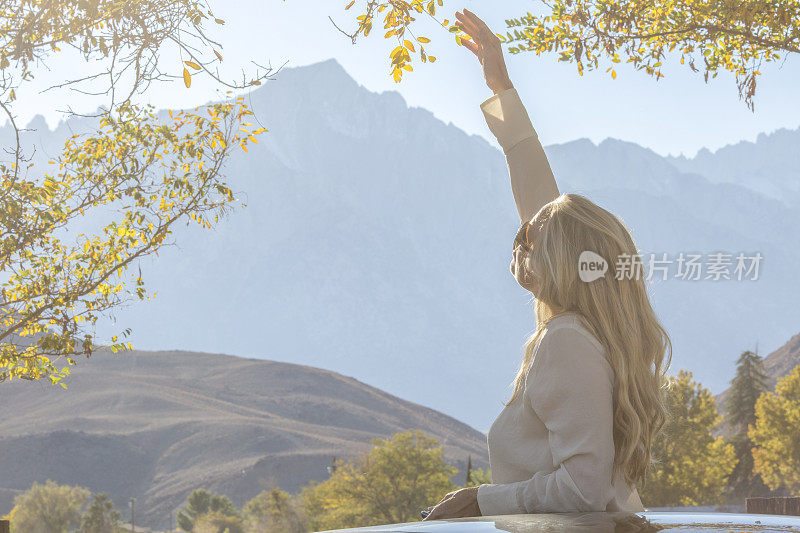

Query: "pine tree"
left=726, top=350, right=770, bottom=429
left=724, top=349, right=771, bottom=501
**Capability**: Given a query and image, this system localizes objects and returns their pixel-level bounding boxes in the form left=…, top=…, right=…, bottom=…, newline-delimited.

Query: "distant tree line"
left=2, top=482, right=122, bottom=532
left=3, top=357, right=799, bottom=531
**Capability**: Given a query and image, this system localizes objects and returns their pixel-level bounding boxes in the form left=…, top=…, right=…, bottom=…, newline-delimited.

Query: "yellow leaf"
left=183, top=68, right=192, bottom=88
left=417, top=37, right=430, bottom=43
left=185, top=60, right=201, bottom=70
left=214, top=50, right=223, bottom=62
left=345, top=0, right=355, bottom=8
left=611, top=70, right=617, bottom=79
left=429, top=56, right=436, bottom=62
left=404, top=40, right=415, bottom=52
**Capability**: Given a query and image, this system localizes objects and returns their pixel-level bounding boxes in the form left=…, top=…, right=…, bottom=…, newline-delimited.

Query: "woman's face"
left=510, top=219, right=543, bottom=295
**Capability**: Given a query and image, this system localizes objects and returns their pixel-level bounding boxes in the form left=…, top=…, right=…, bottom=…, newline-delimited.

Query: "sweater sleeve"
left=476, top=326, right=617, bottom=515
left=480, top=87, right=560, bottom=224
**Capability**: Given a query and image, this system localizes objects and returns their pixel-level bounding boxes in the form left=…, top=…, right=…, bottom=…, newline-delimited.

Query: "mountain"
left=0, top=348, right=489, bottom=530
left=4, top=57, right=800, bottom=434
left=665, top=128, right=800, bottom=205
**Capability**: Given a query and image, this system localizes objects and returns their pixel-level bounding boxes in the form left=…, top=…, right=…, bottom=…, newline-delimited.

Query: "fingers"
left=460, top=8, right=500, bottom=45
left=463, top=8, right=494, bottom=35
left=425, top=503, right=446, bottom=521
left=424, top=489, right=470, bottom=521
left=461, top=37, right=479, bottom=57
left=455, top=11, right=481, bottom=57
left=455, top=11, right=480, bottom=37
left=423, top=505, right=438, bottom=521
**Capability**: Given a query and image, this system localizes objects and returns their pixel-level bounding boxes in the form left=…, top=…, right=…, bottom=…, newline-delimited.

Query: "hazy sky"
left=9, top=0, right=800, bottom=158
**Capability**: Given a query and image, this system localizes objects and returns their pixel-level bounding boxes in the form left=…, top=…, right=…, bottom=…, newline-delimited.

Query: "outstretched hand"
left=455, top=8, right=514, bottom=95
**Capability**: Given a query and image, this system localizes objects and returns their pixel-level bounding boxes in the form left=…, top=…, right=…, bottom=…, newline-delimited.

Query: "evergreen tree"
left=79, top=493, right=121, bottom=533
left=465, top=455, right=473, bottom=486
left=726, top=350, right=770, bottom=430
left=724, top=350, right=771, bottom=501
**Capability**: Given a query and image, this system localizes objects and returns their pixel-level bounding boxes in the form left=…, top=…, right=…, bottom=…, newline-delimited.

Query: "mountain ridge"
left=0, top=346, right=489, bottom=530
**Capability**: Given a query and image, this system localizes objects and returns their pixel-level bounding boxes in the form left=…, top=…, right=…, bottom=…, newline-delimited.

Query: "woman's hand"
left=422, top=486, right=481, bottom=521
left=455, top=8, right=514, bottom=95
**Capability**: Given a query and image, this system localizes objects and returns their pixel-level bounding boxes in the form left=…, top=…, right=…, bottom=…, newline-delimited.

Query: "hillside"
left=760, top=331, right=800, bottom=384
left=0, top=348, right=489, bottom=530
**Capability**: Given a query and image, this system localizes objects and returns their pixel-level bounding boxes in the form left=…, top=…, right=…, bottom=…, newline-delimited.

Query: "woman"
left=422, top=8, right=673, bottom=520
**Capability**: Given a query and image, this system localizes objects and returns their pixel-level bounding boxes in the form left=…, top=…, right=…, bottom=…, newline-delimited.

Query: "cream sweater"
left=476, top=89, right=646, bottom=516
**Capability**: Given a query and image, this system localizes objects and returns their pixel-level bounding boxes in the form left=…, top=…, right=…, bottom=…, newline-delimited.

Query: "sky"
left=7, top=0, right=800, bottom=159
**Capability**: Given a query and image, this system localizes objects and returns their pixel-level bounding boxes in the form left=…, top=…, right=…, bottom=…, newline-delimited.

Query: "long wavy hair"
left=503, top=193, right=673, bottom=490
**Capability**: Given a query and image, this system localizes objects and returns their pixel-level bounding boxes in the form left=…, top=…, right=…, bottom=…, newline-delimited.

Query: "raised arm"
left=456, top=8, right=560, bottom=223
left=480, top=86, right=560, bottom=223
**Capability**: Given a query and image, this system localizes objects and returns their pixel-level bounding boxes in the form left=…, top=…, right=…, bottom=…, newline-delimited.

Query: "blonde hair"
left=504, top=193, right=672, bottom=490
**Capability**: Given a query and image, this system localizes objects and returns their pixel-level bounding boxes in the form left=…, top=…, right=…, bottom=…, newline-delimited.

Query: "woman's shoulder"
left=525, top=312, right=616, bottom=404
left=541, top=312, right=605, bottom=354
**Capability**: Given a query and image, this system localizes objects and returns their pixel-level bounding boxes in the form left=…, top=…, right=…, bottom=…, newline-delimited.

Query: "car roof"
left=320, top=511, right=800, bottom=532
